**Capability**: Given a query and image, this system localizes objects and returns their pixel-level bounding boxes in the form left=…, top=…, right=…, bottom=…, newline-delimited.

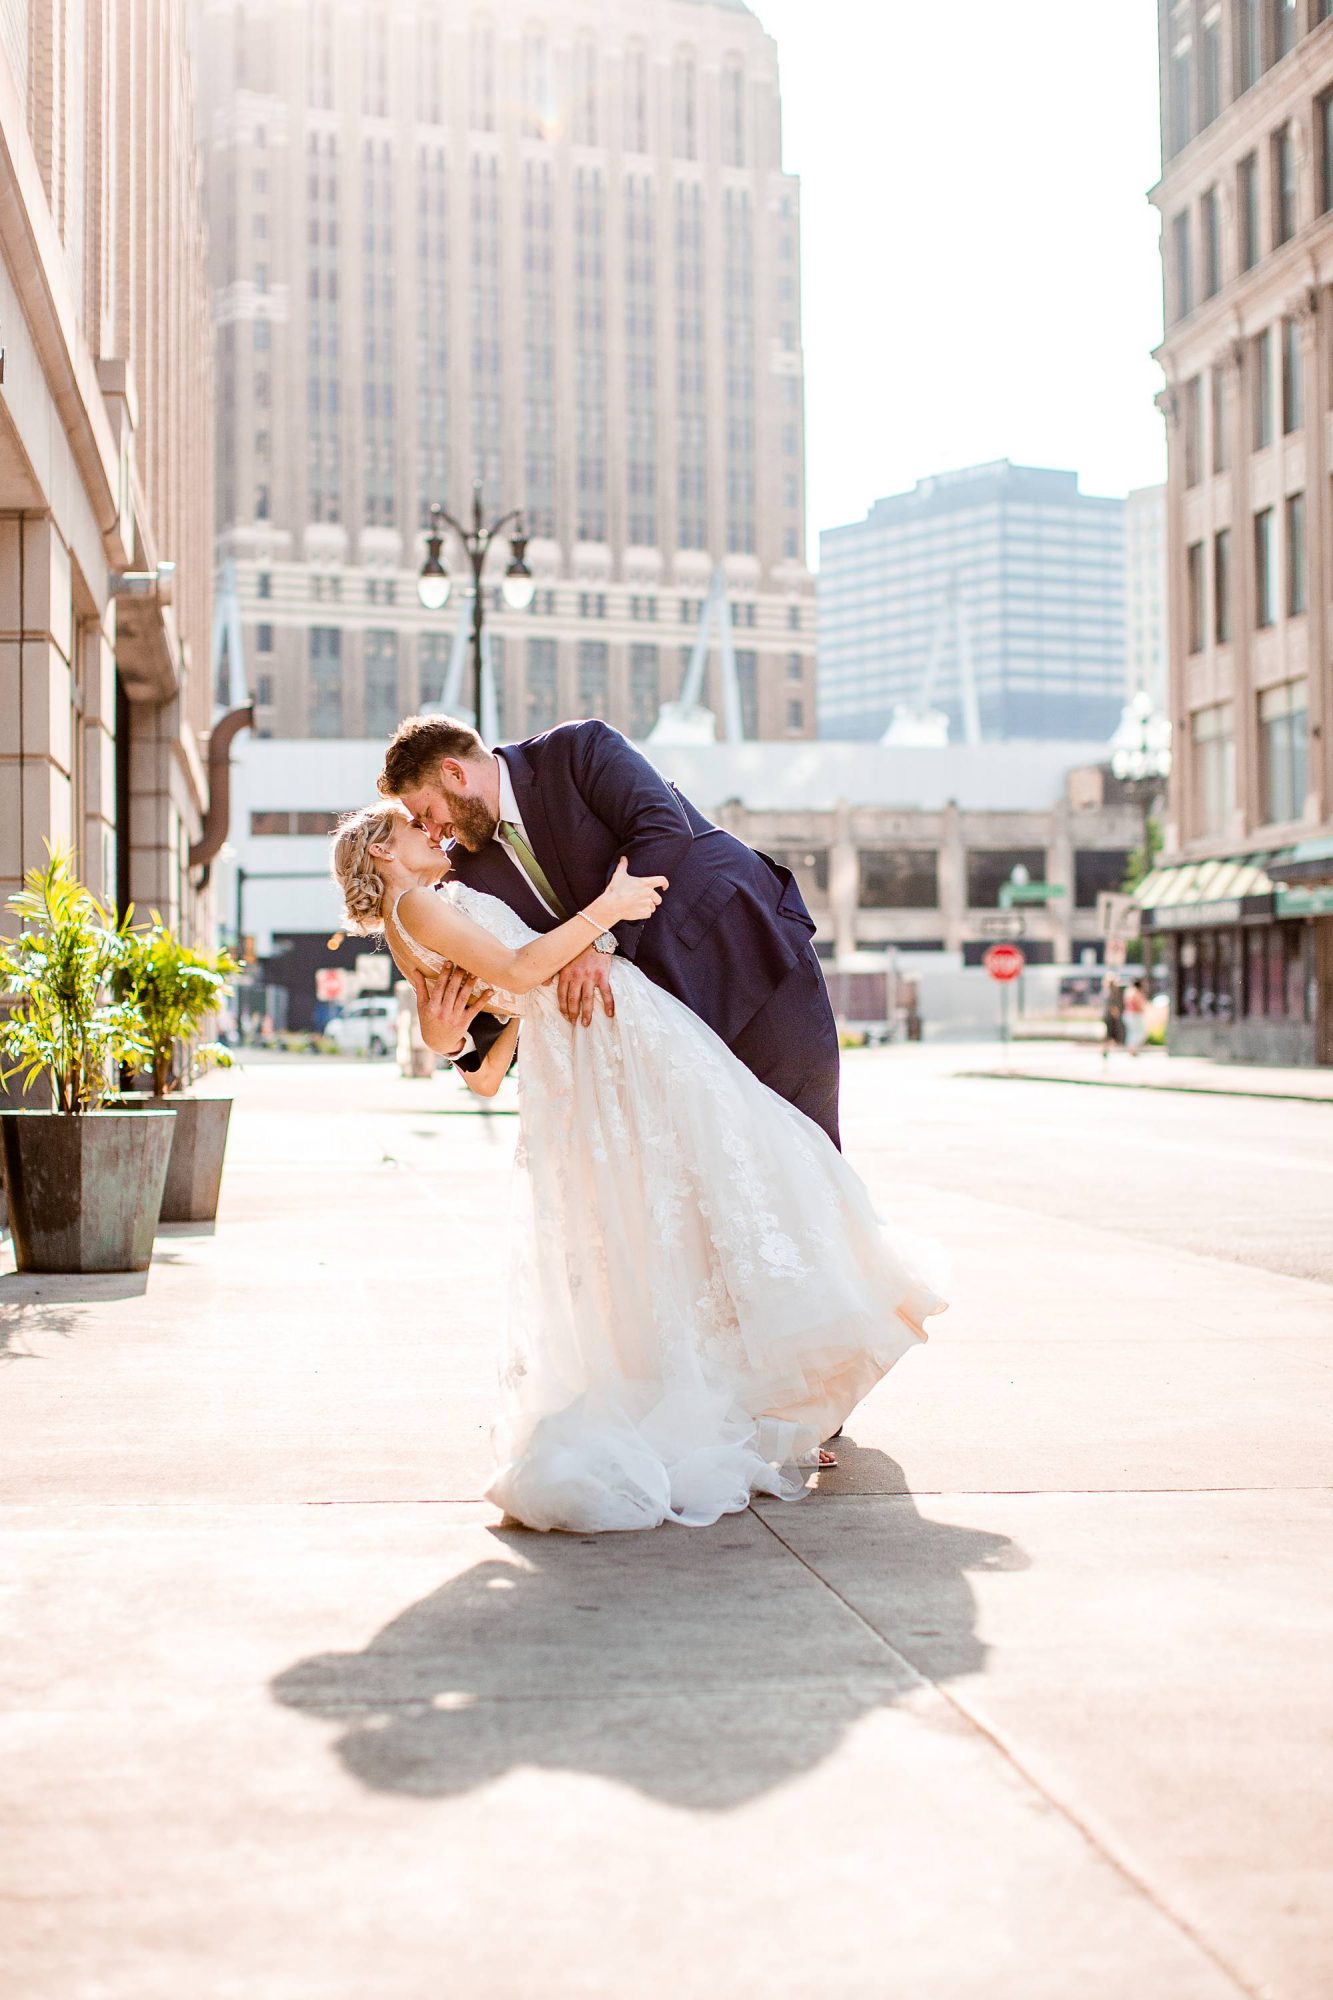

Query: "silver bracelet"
left=574, top=908, right=605, bottom=933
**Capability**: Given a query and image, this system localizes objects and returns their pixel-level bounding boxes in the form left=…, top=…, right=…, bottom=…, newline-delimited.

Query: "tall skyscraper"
left=817, top=462, right=1126, bottom=744
left=192, top=0, right=816, bottom=745
left=1124, top=483, right=1167, bottom=706
left=1146, top=0, right=1333, bottom=1066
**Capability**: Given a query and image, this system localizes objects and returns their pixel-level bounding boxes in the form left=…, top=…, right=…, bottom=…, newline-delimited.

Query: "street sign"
left=1096, top=891, right=1142, bottom=940
left=983, top=943, right=1025, bottom=983
left=978, top=914, right=1027, bottom=939
left=315, top=968, right=345, bottom=1003
left=999, top=881, right=1066, bottom=908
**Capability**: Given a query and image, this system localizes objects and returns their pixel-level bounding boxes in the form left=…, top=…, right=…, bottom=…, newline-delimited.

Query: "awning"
left=1136, top=847, right=1333, bottom=928
left=1134, top=855, right=1277, bottom=929
left=1269, top=836, right=1333, bottom=889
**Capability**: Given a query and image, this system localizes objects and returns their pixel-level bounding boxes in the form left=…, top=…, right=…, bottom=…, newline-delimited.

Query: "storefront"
left=1136, top=854, right=1333, bottom=1067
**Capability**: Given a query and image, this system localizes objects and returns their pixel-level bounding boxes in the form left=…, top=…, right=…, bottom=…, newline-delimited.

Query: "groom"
left=378, top=713, right=842, bottom=1148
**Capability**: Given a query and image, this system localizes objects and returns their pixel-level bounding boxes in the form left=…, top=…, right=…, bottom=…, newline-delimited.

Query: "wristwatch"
left=592, top=931, right=617, bottom=955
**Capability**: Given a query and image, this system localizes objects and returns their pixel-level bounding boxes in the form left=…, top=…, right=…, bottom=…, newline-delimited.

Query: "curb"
left=955, top=1069, right=1333, bottom=1108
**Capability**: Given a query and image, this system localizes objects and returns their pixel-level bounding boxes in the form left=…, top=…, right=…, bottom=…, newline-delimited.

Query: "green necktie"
left=500, top=821, right=568, bottom=920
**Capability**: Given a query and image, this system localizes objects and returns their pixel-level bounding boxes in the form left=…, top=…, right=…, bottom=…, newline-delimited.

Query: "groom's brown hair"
left=378, top=714, right=486, bottom=797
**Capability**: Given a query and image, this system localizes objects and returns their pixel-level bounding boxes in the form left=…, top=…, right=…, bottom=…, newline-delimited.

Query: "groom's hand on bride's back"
left=409, top=964, right=495, bottom=1056
left=558, top=947, right=615, bottom=1029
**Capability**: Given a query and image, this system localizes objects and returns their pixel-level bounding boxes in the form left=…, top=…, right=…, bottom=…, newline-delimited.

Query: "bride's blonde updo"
left=331, top=803, right=408, bottom=933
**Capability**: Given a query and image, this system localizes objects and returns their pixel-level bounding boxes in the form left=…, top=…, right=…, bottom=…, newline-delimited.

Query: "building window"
left=965, top=849, right=1046, bottom=908
left=786, top=698, right=804, bottom=732
left=1273, top=124, right=1297, bottom=244
left=576, top=639, right=609, bottom=718
left=1254, top=506, right=1276, bottom=625
left=1238, top=153, right=1260, bottom=269
left=1259, top=678, right=1309, bottom=821
left=1191, top=701, right=1235, bottom=835
left=1252, top=328, right=1273, bottom=448
left=1321, top=91, right=1333, bottom=213
left=672, top=52, right=698, bottom=160
left=1183, top=375, right=1203, bottom=485
left=1237, top=0, right=1262, bottom=92
left=1244, top=922, right=1307, bottom=1019
left=1286, top=492, right=1307, bottom=614
left=1282, top=316, right=1304, bottom=430
left=1211, top=365, right=1230, bottom=472
left=364, top=628, right=400, bottom=737
left=309, top=626, right=343, bottom=738
left=1214, top=526, right=1232, bottom=642
left=1273, top=0, right=1297, bottom=61
left=1187, top=541, right=1206, bottom=653
left=624, top=44, right=648, bottom=153
left=1169, top=32, right=1194, bottom=156
left=256, top=623, right=274, bottom=654
left=1201, top=186, right=1222, bottom=297
left=860, top=850, right=940, bottom=910
left=257, top=571, right=272, bottom=599
left=787, top=651, right=803, bottom=681
left=417, top=633, right=448, bottom=710
left=526, top=637, right=557, bottom=730
left=1074, top=850, right=1134, bottom=909
left=572, top=34, right=598, bottom=145
left=721, top=59, right=746, bottom=168
left=1172, top=210, right=1194, bottom=320
left=629, top=644, right=659, bottom=738
left=1202, top=7, right=1223, bottom=124
left=255, top=675, right=274, bottom=708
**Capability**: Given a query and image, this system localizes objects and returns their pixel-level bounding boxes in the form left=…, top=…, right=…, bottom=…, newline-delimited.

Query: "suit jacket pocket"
left=673, top=872, right=739, bottom=950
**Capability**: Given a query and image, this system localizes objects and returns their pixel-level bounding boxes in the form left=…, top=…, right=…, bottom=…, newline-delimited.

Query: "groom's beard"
left=444, top=791, right=499, bottom=852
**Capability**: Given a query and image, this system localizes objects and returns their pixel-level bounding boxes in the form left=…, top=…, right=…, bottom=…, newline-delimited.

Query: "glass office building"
left=818, top=461, right=1126, bottom=743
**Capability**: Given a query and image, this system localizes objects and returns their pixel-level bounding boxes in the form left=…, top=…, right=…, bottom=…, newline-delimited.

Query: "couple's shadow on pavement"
left=272, top=1448, right=1026, bottom=1811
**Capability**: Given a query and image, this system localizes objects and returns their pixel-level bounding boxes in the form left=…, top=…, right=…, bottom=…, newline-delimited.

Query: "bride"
left=332, top=803, right=946, bottom=1534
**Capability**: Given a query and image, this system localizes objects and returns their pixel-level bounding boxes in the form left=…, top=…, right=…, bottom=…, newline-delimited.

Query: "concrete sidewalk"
left=1, top=1053, right=1330, bottom=1999
left=954, top=1040, right=1333, bottom=1102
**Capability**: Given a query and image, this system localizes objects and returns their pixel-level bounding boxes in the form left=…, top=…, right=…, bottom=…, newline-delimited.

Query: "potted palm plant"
left=114, top=919, right=240, bottom=1223
left=0, top=850, right=174, bottom=1273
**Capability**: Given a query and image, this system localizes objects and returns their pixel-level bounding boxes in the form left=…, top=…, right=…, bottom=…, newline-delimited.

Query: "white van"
left=325, top=995, right=399, bottom=1057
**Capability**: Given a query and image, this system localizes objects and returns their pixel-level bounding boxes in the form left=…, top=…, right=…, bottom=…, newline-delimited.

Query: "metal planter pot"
left=120, top=1095, right=233, bottom=1222
left=0, top=1110, right=174, bottom=1273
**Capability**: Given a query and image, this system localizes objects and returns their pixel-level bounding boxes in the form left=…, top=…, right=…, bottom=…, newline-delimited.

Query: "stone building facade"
left=1150, top=0, right=1333, bottom=1062
left=191, top=0, right=815, bottom=746
left=716, top=788, right=1138, bottom=967
left=0, top=0, right=215, bottom=932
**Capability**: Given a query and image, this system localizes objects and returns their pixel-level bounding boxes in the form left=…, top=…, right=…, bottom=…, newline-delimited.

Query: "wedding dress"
left=390, top=883, right=946, bottom=1534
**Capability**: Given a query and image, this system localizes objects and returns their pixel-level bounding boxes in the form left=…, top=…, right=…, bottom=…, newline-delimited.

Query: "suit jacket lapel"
left=497, top=743, right=578, bottom=921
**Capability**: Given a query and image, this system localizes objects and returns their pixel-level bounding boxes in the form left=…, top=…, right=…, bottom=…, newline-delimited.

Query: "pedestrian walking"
left=1102, top=977, right=1125, bottom=1061
left=1124, top=976, right=1149, bottom=1057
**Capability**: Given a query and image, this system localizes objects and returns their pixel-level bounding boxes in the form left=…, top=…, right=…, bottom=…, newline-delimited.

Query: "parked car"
left=325, top=996, right=398, bottom=1057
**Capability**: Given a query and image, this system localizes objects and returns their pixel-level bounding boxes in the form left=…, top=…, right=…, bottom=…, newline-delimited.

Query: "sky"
left=751, top=0, right=1167, bottom=555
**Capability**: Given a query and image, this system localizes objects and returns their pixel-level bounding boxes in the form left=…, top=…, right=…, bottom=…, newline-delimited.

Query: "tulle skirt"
left=486, top=963, right=945, bottom=1533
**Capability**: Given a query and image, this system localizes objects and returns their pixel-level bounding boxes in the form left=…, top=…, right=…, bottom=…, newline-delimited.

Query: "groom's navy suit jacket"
left=449, top=720, right=841, bottom=1144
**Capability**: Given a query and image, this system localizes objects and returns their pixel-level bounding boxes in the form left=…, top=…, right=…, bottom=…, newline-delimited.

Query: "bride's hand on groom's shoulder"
left=409, top=963, right=495, bottom=1056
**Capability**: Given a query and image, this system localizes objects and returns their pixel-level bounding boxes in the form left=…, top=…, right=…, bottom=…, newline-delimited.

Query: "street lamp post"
left=1110, top=690, right=1173, bottom=974
left=1110, top=689, right=1173, bottom=874
left=417, top=482, right=535, bottom=737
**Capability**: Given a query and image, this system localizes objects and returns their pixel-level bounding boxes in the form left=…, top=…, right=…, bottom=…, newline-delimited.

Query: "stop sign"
left=983, top=943, right=1025, bottom=983
left=315, top=967, right=345, bottom=1002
